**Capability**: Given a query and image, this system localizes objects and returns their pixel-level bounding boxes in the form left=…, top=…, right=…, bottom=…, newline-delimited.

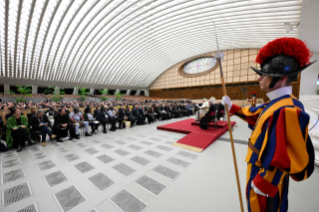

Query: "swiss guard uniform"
left=224, top=37, right=316, bottom=212
left=248, top=91, right=257, bottom=107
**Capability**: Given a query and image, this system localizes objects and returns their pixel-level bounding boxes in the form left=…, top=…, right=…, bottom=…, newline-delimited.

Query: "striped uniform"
left=230, top=94, right=315, bottom=212
left=248, top=97, right=257, bottom=107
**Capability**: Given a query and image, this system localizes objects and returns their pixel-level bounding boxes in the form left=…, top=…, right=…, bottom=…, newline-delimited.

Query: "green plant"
left=5, top=90, right=16, bottom=94
left=316, top=89, right=319, bottom=95
left=99, top=89, right=109, bottom=101
left=44, top=86, right=65, bottom=102
left=115, top=91, right=124, bottom=101
left=78, top=87, right=90, bottom=101
left=10, top=85, right=32, bottom=103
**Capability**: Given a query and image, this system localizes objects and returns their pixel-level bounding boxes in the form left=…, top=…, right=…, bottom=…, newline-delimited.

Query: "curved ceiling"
left=0, top=0, right=302, bottom=88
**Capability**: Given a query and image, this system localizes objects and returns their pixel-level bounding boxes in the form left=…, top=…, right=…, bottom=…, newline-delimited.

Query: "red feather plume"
left=251, top=91, right=257, bottom=95
left=256, top=37, right=313, bottom=67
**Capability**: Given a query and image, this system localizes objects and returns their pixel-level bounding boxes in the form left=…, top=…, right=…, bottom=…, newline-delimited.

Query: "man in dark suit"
left=62, top=105, right=70, bottom=116
left=117, top=105, right=126, bottom=129
left=94, top=106, right=107, bottom=133
left=30, top=110, right=56, bottom=145
left=159, top=103, right=169, bottom=120
left=163, top=103, right=173, bottom=119
left=179, top=103, right=189, bottom=117
left=154, top=104, right=163, bottom=120
left=172, top=103, right=182, bottom=118
left=53, top=108, right=74, bottom=141
left=133, top=105, right=145, bottom=125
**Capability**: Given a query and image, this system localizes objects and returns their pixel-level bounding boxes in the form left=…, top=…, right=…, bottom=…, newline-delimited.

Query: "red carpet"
left=157, top=118, right=236, bottom=152
left=191, top=120, right=229, bottom=128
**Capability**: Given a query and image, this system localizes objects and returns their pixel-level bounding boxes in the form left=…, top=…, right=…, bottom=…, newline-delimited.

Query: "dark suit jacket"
left=30, top=114, right=51, bottom=129
left=138, top=108, right=145, bottom=116
left=53, top=113, right=70, bottom=128
left=118, top=108, right=125, bottom=120
left=132, top=108, right=140, bottom=117
left=94, top=110, right=107, bottom=123
left=154, top=107, right=161, bottom=115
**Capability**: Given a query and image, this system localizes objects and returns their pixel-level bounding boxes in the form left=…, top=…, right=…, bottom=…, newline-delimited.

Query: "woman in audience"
left=6, top=108, right=35, bottom=152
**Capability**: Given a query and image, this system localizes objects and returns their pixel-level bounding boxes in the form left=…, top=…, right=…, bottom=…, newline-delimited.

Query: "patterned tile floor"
left=1, top=116, right=319, bottom=212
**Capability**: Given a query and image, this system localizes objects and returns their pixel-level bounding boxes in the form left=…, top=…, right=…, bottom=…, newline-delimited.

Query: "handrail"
left=306, top=107, right=319, bottom=131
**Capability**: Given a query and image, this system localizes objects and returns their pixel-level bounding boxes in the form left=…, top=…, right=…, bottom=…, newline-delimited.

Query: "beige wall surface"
left=300, top=53, right=319, bottom=95
left=150, top=49, right=260, bottom=90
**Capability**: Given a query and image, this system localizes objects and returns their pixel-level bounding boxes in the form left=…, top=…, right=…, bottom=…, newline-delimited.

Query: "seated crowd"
left=0, top=98, right=196, bottom=152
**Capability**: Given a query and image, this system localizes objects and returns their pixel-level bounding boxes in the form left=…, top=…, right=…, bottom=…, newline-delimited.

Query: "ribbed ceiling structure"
left=0, top=0, right=302, bottom=88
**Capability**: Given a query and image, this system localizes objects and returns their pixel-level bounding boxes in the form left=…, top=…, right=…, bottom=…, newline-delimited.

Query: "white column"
left=73, top=87, right=79, bottom=95
left=54, top=86, right=60, bottom=95
left=89, top=88, right=94, bottom=95
left=32, top=85, right=38, bottom=94
left=126, top=89, right=131, bottom=95
left=143, top=89, right=149, bottom=97
left=135, top=90, right=141, bottom=96
left=115, top=89, right=120, bottom=94
left=4, top=84, right=10, bottom=94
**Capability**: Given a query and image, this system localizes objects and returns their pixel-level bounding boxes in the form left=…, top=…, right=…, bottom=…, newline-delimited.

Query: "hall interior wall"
left=300, top=53, right=319, bottom=95
left=150, top=48, right=301, bottom=101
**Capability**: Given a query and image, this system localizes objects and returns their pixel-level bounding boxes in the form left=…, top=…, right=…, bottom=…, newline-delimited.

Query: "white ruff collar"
left=266, top=86, right=292, bottom=101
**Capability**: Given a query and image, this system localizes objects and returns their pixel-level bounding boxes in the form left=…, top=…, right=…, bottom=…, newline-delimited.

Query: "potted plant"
left=99, top=89, right=109, bottom=101
left=78, top=87, right=90, bottom=101
left=7, top=85, right=32, bottom=103
left=115, top=91, right=124, bottom=102
left=43, top=86, right=65, bottom=102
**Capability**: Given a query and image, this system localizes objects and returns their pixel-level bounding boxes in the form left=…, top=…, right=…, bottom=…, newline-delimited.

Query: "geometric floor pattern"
left=1, top=116, right=319, bottom=212
left=0, top=117, right=199, bottom=212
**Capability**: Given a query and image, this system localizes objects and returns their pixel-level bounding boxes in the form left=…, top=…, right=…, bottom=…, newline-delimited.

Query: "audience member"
left=84, top=107, right=99, bottom=134
left=69, top=107, right=91, bottom=138
left=133, top=105, right=145, bottom=125
left=200, top=101, right=216, bottom=130
left=6, top=108, right=35, bottom=152
left=53, top=108, right=73, bottom=142
left=30, top=110, right=56, bottom=146
left=106, top=107, right=117, bottom=131
left=95, top=106, right=107, bottom=133
left=117, top=105, right=126, bottom=129
left=124, top=106, right=137, bottom=127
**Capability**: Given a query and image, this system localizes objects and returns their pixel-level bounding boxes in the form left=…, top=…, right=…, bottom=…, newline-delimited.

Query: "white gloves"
left=221, top=96, right=232, bottom=109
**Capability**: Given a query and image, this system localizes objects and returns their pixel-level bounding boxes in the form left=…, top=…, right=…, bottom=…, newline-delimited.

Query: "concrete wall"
left=300, top=53, right=319, bottom=95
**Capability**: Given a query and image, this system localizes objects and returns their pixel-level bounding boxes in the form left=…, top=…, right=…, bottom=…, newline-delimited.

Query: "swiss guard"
left=222, top=37, right=316, bottom=212
left=248, top=91, right=257, bottom=107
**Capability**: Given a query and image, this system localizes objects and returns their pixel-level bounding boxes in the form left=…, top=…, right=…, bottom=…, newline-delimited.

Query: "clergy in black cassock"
left=200, top=101, right=216, bottom=130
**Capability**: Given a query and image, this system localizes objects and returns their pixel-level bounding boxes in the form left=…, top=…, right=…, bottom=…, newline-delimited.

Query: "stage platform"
left=157, top=119, right=236, bottom=152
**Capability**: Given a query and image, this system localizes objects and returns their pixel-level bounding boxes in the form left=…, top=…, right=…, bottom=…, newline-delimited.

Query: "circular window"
left=183, top=57, right=217, bottom=74
left=178, top=57, right=219, bottom=78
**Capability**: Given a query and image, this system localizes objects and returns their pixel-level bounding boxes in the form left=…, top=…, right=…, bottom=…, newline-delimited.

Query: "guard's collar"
left=266, top=86, right=292, bottom=101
